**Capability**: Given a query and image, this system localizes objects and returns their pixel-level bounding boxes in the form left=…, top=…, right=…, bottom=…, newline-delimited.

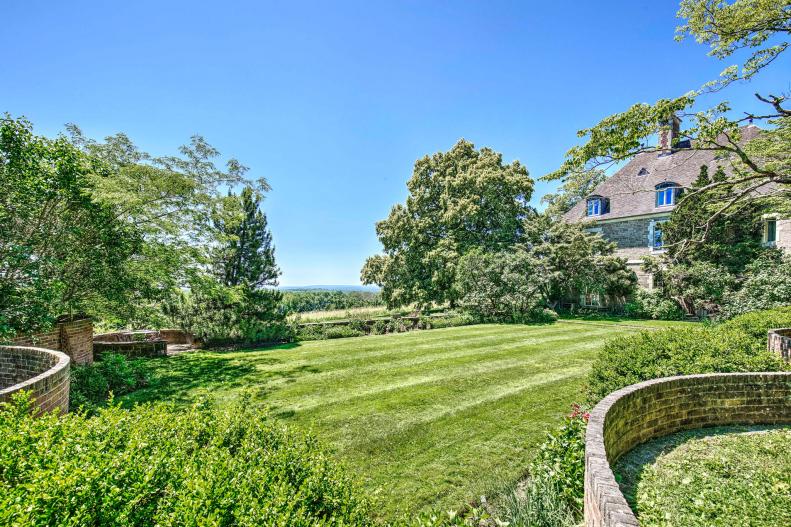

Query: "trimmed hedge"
left=0, top=393, right=372, bottom=527
left=587, top=307, right=790, bottom=402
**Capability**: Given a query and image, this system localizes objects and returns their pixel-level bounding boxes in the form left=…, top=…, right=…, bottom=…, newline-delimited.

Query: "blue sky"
left=2, top=1, right=788, bottom=285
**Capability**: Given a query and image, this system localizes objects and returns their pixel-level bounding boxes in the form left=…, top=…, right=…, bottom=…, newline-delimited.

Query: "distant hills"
left=279, top=285, right=380, bottom=292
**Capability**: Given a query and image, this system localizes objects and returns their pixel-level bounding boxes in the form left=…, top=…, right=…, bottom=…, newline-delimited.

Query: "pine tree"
left=213, top=187, right=279, bottom=289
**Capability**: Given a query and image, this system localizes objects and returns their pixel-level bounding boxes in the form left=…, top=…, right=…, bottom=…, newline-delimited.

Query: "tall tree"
left=0, top=117, right=139, bottom=336
left=540, top=169, right=607, bottom=220
left=361, top=139, right=533, bottom=308
left=212, top=187, right=279, bottom=289
left=544, top=0, right=790, bottom=252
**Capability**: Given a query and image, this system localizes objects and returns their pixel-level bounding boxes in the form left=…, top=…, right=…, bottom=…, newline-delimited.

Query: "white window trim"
left=648, top=219, right=668, bottom=253
left=763, top=218, right=778, bottom=247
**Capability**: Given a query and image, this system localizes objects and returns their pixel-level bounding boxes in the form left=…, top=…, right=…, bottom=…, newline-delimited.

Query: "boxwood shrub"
left=587, top=307, right=790, bottom=402
left=0, top=393, right=372, bottom=527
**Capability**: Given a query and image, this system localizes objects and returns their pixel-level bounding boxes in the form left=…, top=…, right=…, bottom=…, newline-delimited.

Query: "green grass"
left=121, top=321, right=677, bottom=518
left=615, top=426, right=791, bottom=527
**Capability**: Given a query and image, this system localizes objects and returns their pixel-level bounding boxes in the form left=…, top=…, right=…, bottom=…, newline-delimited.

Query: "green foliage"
left=545, top=0, right=790, bottom=255
left=497, top=407, right=588, bottom=526
left=0, top=116, right=140, bottom=336
left=525, top=216, right=637, bottom=306
left=587, top=307, right=790, bottom=402
left=0, top=393, right=371, bottom=526
left=281, top=290, right=383, bottom=314
left=456, top=248, right=548, bottom=321
left=623, top=289, right=685, bottom=320
left=324, top=326, right=366, bottom=339
left=540, top=168, right=607, bottom=220
left=720, top=251, right=791, bottom=318
left=166, top=274, right=290, bottom=345
left=362, top=139, right=534, bottom=309
left=70, top=353, right=150, bottom=412
left=211, top=187, right=279, bottom=289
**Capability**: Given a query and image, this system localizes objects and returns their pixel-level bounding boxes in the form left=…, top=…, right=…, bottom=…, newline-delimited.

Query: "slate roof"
left=564, top=125, right=762, bottom=222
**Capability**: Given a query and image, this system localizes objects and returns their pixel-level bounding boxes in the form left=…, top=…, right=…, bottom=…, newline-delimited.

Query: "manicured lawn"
left=122, top=321, right=672, bottom=518
left=615, top=427, right=791, bottom=527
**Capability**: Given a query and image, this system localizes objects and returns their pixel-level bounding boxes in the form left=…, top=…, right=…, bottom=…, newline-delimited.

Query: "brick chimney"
left=658, top=114, right=681, bottom=153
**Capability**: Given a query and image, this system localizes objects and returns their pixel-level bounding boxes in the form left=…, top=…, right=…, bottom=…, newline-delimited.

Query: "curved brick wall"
left=768, top=328, right=791, bottom=362
left=584, top=372, right=791, bottom=527
left=0, top=345, right=70, bottom=414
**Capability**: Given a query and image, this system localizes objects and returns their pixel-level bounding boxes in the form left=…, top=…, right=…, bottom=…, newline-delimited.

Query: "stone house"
left=563, top=118, right=789, bottom=307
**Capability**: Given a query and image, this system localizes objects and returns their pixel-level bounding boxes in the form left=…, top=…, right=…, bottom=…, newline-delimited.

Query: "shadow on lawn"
left=120, top=342, right=318, bottom=407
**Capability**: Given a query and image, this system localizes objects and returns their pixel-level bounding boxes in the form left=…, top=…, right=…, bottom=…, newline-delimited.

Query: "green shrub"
left=495, top=406, right=587, bottom=526
left=324, top=325, right=365, bottom=339
left=371, top=319, right=388, bottom=335
left=587, top=307, right=790, bottom=402
left=0, top=393, right=372, bottom=527
left=529, top=308, right=559, bottom=324
left=720, top=251, right=791, bottom=318
left=429, top=313, right=476, bottom=329
left=70, top=353, right=150, bottom=411
left=623, top=289, right=684, bottom=320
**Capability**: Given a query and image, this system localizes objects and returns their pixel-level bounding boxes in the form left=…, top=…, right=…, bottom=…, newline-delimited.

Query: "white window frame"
left=648, top=219, right=668, bottom=252
left=587, top=198, right=602, bottom=217
left=763, top=218, right=778, bottom=247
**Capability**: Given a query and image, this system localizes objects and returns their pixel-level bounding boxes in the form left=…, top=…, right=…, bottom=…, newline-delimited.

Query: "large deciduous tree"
left=362, top=139, right=533, bottom=309
left=545, top=0, right=790, bottom=253
left=0, top=117, right=139, bottom=337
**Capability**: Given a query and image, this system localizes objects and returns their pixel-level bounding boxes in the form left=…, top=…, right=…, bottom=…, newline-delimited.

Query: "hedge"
left=587, top=307, right=790, bottom=402
left=0, top=393, right=372, bottom=527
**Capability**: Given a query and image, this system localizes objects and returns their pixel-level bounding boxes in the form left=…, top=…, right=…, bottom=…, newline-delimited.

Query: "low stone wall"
left=768, top=328, right=791, bottom=362
left=584, top=372, right=791, bottom=527
left=93, top=341, right=167, bottom=360
left=158, top=329, right=195, bottom=345
left=10, top=317, right=93, bottom=365
left=0, top=345, right=70, bottom=414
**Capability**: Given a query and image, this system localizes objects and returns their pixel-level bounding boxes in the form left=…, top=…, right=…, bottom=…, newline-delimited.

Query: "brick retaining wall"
left=768, top=328, right=791, bottom=362
left=10, top=317, right=93, bottom=365
left=93, top=340, right=168, bottom=360
left=0, top=345, right=70, bottom=414
left=584, top=372, right=791, bottom=527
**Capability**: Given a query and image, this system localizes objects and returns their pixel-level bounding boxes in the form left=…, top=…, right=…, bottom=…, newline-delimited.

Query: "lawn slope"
left=123, top=321, right=663, bottom=517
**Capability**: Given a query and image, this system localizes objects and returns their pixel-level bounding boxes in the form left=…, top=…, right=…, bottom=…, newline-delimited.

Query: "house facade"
left=564, top=119, right=790, bottom=298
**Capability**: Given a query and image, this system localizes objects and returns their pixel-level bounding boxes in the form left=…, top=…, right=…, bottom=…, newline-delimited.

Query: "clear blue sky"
left=2, top=1, right=788, bottom=285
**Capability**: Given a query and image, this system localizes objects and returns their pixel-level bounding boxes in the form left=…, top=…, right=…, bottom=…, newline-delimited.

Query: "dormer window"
left=586, top=196, right=609, bottom=217
left=638, top=168, right=649, bottom=176
left=655, top=183, right=681, bottom=207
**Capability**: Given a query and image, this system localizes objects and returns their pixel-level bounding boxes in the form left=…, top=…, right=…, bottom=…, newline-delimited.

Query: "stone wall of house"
left=600, top=218, right=655, bottom=249
left=9, top=318, right=94, bottom=365
left=0, top=345, right=70, bottom=414
left=584, top=372, right=791, bottom=527
left=768, top=328, right=791, bottom=362
left=777, top=219, right=791, bottom=253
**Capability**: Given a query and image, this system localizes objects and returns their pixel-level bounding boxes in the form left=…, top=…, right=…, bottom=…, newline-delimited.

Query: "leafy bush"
left=530, top=308, right=559, bottom=324
left=371, top=319, right=388, bottom=335
left=587, top=307, right=790, bottom=402
left=456, top=248, right=549, bottom=321
left=324, top=326, right=365, bottom=339
left=0, top=393, right=372, bottom=527
left=496, top=406, right=587, bottom=526
left=428, top=313, right=476, bottom=329
left=70, top=353, right=150, bottom=411
left=720, top=251, right=791, bottom=318
left=623, top=289, right=684, bottom=320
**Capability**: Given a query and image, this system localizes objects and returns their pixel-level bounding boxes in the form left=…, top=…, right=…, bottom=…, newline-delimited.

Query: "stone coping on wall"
left=0, top=345, right=71, bottom=414
left=584, top=372, right=791, bottom=527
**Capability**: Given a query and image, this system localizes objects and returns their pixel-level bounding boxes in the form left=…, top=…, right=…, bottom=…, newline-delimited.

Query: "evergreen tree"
left=213, top=187, right=279, bottom=289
